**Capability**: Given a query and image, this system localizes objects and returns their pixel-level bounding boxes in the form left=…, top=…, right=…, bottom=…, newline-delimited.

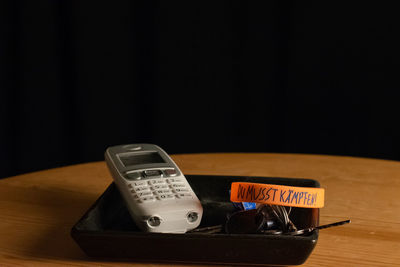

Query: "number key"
left=152, top=184, right=168, bottom=190
left=134, top=186, right=150, bottom=192
left=133, top=181, right=146, bottom=187
left=176, top=193, right=192, bottom=199
left=171, top=183, right=185, bottom=188
left=174, top=188, right=189, bottom=193
left=149, top=179, right=166, bottom=185
left=140, top=196, right=155, bottom=202
left=158, top=194, right=175, bottom=200
left=167, top=178, right=184, bottom=183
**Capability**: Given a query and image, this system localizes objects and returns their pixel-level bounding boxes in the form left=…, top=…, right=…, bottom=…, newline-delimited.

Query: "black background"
left=1, top=1, right=400, bottom=178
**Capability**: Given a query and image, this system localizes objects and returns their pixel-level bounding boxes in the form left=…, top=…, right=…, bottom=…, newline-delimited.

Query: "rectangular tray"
left=71, top=175, right=320, bottom=266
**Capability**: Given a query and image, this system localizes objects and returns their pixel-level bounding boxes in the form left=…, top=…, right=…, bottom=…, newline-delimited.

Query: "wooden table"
left=1, top=153, right=399, bottom=266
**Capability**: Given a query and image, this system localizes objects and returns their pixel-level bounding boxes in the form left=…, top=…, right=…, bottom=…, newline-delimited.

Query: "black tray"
left=71, top=175, right=320, bottom=266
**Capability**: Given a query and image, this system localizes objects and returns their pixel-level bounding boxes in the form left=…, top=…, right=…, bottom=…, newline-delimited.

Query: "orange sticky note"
left=230, top=182, right=324, bottom=208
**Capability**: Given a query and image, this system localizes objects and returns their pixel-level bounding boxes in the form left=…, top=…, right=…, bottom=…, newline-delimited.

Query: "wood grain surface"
left=0, top=153, right=399, bottom=266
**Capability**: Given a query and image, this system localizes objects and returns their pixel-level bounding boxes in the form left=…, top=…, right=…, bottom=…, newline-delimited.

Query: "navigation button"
left=125, top=172, right=141, bottom=180
left=164, top=169, right=178, bottom=177
left=143, top=170, right=163, bottom=178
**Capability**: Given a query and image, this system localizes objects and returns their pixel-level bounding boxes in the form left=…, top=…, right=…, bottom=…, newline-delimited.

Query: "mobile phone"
left=105, top=144, right=203, bottom=233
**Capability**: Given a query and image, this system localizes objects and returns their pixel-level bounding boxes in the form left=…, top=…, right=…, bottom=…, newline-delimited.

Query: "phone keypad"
left=167, top=178, right=193, bottom=199
left=129, top=176, right=193, bottom=203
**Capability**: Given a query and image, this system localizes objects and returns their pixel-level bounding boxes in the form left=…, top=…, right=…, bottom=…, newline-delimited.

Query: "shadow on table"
left=23, top=182, right=100, bottom=262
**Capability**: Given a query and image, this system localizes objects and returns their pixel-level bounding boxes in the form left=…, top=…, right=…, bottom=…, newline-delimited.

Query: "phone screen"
left=119, top=152, right=165, bottom=167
